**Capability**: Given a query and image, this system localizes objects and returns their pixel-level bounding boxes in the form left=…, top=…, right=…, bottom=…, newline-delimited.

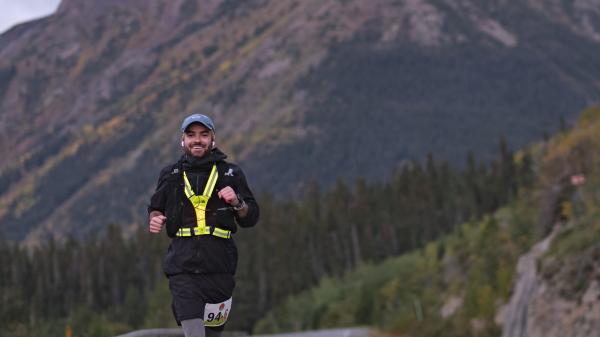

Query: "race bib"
left=203, top=297, right=232, bottom=327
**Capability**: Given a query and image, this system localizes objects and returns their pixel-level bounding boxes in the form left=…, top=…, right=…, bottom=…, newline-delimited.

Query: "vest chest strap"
left=176, top=226, right=231, bottom=239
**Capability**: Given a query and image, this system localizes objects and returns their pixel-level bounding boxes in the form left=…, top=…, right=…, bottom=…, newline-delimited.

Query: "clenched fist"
left=218, top=186, right=248, bottom=217
left=149, top=213, right=166, bottom=233
left=217, top=186, right=240, bottom=206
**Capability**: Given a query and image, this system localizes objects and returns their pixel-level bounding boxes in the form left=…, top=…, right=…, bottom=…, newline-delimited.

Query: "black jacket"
left=148, top=149, right=259, bottom=275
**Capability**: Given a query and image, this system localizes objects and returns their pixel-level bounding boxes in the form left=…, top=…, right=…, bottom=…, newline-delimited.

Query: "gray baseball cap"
left=181, top=114, right=215, bottom=132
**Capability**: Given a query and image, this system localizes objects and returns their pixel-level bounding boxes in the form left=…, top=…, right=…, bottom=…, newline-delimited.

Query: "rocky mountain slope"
left=1, top=0, right=600, bottom=242
left=500, top=228, right=600, bottom=337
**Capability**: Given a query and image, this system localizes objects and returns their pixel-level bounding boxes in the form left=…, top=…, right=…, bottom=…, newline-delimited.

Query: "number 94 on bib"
left=204, top=297, right=232, bottom=327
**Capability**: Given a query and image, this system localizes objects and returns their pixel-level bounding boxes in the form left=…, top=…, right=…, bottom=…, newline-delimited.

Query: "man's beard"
left=184, top=141, right=213, bottom=157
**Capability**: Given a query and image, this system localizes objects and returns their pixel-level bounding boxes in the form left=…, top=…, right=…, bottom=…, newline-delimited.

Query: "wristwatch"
left=233, top=195, right=246, bottom=211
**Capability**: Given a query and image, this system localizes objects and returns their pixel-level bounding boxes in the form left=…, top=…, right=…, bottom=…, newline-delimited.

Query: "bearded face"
left=182, top=123, right=214, bottom=157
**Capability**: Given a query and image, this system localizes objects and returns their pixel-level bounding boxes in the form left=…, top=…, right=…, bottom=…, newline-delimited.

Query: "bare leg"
left=181, top=318, right=205, bottom=337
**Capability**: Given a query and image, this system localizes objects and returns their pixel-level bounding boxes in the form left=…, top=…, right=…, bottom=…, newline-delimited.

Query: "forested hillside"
left=253, top=106, right=600, bottom=337
left=2, top=0, right=600, bottom=242
left=0, top=138, right=529, bottom=337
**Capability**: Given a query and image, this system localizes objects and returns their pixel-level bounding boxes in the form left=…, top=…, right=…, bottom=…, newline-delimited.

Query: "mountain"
left=1, top=0, right=600, bottom=242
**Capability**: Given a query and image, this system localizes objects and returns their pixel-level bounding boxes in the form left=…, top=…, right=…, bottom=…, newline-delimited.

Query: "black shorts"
left=168, top=273, right=235, bottom=331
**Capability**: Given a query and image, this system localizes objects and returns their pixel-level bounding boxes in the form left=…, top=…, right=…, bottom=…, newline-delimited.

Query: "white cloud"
left=0, top=0, right=61, bottom=34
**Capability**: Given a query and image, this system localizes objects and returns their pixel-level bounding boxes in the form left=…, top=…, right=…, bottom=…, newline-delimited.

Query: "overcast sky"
left=0, top=0, right=61, bottom=34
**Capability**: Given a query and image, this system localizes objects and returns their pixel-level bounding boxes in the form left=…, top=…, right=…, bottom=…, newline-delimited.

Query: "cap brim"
left=182, top=121, right=211, bottom=132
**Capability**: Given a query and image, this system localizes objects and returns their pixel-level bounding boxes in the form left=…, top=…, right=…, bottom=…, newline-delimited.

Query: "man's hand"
left=217, top=186, right=240, bottom=206
left=149, top=212, right=166, bottom=233
left=218, top=186, right=249, bottom=218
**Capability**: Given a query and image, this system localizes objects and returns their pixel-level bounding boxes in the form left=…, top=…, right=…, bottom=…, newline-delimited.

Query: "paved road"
left=115, top=327, right=372, bottom=337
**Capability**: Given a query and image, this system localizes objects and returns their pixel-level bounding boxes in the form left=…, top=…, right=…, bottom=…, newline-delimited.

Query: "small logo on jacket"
left=224, top=168, right=234, bottom=176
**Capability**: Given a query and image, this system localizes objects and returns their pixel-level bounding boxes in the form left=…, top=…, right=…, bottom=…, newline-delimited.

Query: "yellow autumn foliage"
left=539, top=106, right=600, bottom=185
left=97, top=115, right=126, bottom=140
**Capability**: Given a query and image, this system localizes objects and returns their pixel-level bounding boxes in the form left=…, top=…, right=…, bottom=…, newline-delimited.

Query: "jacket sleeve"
left=147, top=166, right=172, bottom=214
left=233, top=166, right=260, bottom=228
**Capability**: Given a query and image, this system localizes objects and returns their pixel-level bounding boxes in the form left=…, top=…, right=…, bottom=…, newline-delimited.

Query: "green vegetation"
left=253, top=206, right=535, bottom=337
left=547, top=220, right=600, bottom=258
left=0, top=226, right=174, bottom=337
